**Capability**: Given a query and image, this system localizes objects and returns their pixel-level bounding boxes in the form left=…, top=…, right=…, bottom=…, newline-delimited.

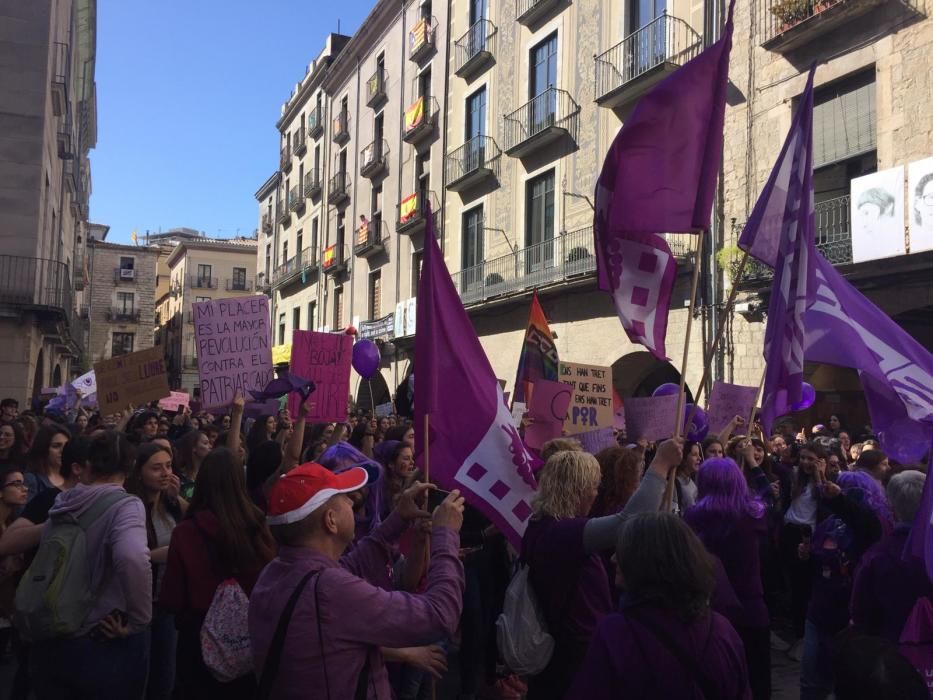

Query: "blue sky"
left=92, top=0, right=371, bottom=244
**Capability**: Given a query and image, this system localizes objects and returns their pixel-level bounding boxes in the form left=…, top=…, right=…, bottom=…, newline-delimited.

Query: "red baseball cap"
left=266, top=462, right=376, bottom=525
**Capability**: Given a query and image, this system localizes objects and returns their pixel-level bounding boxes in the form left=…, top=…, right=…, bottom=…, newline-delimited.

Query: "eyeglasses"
left=3, top=480, right=27, bottom=490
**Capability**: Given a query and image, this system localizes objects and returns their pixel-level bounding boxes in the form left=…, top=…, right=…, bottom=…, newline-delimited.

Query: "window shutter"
left=813, top=72, right=876, bottom=169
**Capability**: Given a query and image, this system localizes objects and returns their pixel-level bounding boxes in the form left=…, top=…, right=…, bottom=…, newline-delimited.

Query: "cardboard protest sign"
left=94, top=347, right=170, bottom=415
left=375, top=402, right=394, bottom=418
left=193, top=297, right=274, bottom=410
left=559, top=362, right=613, bottom=435
left=577, top=427, right=617, bottom=455
left=289, top=330, right=352, bottom=422
left=510, top=402, right=527, bottom=428
left=623, top=394, right=680, bottom=441
left=71, top=370, right=97, bottom=396
left=524, top=420, right=563, bottom=451
left=158, top=391, right=190, bottom=412
left=529, top=379, right=573, bottom=425
left=707, top=381, right=760, bottom=434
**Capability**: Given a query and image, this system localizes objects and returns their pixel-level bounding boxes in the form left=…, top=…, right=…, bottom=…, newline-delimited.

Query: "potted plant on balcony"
left=770, top=0, right=814, bottom=31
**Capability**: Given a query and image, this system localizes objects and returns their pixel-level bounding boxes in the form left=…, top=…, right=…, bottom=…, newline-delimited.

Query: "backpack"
left=200, top=578, right=253, bottom=683
left=898, top=597, right=933, bottom=698
left=496, top=564, right=554, bottom=676
left=13, top=490, right=130, bottom=641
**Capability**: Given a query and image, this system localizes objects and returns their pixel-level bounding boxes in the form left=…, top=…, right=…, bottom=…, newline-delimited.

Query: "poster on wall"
left=908, top=156, right=933, bottom=254
left=850, top=166, right=905, bottom=263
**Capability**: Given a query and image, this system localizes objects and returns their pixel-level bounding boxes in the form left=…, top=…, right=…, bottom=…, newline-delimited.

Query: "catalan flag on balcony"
left=400, top=193, right=419, bottom=224
left=405, top=97, right=425, bottom=132
left=323, top=244, right=337, bottom=270
left=410, top=18, right=428, bottom=54
left=357, top=221, right=370, bottom=246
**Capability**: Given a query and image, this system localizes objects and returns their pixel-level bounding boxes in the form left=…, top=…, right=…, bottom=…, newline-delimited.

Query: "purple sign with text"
left=707, top=381, right=760, bottom=434
left=194, top=296, right=274, bottom=409
left=289, top=330, right=352, bottom=422
left=623, top=394, right=680, bottom=441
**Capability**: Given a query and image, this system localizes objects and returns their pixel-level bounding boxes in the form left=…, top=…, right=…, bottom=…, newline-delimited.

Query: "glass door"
left=466, top=87, right=487, bottom=172
left=629, top=0, right=667, bottom=79
left=530, top=34, right=558, bottom=133
left=525, top=171, right=555, bottom=274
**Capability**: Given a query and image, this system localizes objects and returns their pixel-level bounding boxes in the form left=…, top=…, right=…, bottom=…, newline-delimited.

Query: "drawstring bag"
left=496, top=564, right=554, bottom=676
left=898, top=597, right=933, bottom=698
left=200, top=578, right=253, bottom=683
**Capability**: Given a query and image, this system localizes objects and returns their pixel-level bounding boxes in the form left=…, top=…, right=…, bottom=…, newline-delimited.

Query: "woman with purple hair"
left=798, top=468, right=889, bottom=700
left=685, top=457, right=770, bottom=700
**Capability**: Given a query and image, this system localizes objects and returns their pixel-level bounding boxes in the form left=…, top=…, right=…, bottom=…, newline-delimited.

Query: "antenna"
left=337, top=18, right=341, bottom=34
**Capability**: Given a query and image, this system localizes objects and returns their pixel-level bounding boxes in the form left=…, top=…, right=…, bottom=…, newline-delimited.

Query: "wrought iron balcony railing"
left=304, top=169, right=322, bottom=199
left=280, top=145, right=292, bottom=171
left=516, top=0, right=565, bottom=25
left=293, top=128, right=307, bottom=156
left=308, top=105, right=324, bottom=139
left=503, top=87, right=580, bottom=157
left=360, top=139, right=389, bottom=179
left=289, top=185, right=305, bottom=214
left=403, top=96, right=439, bottom=146
left=189, top=276, right=217, bottom=289
left=261, top=213, right=273, bottom=233
left=366, top=68, right=387, bottom=107
left=409, top=16, right=437, bottom=62
left=327, top=171, right=351, bottom=206
left=354, top=215, right=388, bottom=257
left=276, top=199, right=290, bottom=224
left=107, top=308, right=141, bottom=323
left=225, top=278, right=254, bottom=292
left=445, top=136, right=502, bottom=192
left=272, top=246, right=320, bottom=288
left=0, top=256, right=78, bottom=338
left=397, top=190, right=441, bottom=234
left=332, top=110, right=351, bottom=144
left=454, top=20, right=497, bottom=79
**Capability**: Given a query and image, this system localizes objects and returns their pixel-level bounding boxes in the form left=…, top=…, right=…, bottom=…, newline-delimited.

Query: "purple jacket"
left=248, top=512, right=463, bottom=700
left=851, top=524, right=933, bottom=641
left=566, top=605, right=752, bottom=700
left=47, top=483, right=152, bottom=634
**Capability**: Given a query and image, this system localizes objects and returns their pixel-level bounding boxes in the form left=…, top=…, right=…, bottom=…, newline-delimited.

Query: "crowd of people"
left=0, top=392, right=930, bottom=700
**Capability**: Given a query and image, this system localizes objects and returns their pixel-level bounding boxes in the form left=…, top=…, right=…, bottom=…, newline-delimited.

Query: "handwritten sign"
left=375, top=402, right=394, bottom=418
left=158, top=391, right=190, bottom=412
left=623, top=394, right=680, bottom=441
left=707, top=381, right=760, bottom=434
left=289, top=330, right=352, bottom=422
left=577, top=427, right=617, bottom=455
left=71, top=370, right=97, bottom=396
left=94, top=346, right=170, bottom=415
left=529, top=380, right=573, bottom=424
left=194, top=296, right=274, bottom=409
left=511, top=402, right=527, bottom=428
left=525, top=420, right=563, bottom=451
left=559, top=362, right=613, bottom=435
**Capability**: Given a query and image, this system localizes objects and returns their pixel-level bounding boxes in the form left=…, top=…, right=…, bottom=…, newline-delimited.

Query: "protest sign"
left=244, top=399, right=280, bottom=419
left=289, top=330, right=352, bottom=422
left=577, top=427, right=617, bottom=455
left=623, top=394, right=680, bottom=441
left=559, top=362, right=613, bottom=434
left=529, top=380, right=573, bottom=425
left=707, top=381, right=760, bottom=434
left=193, top=297, right=274, bottom=410
left=158, top=391, right=190, bottom=412
left=94, top=347, right=170, bottom=415
left=375, top=402, right=394, bottom=418
left=524, top=419, right=563, bottom=451
left=511, top=402, right=527, bottom=428
left=72, top=370, right=97, bottom=396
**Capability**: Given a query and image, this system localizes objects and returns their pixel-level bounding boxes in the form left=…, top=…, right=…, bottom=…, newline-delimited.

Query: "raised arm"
left=282, top=398, right=311, bottom=471
left=227, top=393, right=245, bottom=457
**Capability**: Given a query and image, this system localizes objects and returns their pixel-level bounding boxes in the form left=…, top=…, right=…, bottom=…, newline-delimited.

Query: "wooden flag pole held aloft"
left=661, top=231, right=706, bottom=512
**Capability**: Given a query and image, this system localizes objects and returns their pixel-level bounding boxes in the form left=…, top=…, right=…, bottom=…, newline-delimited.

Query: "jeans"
left=800, top=620, right=834, bottom=700
left=147, top=609, right=177, bottom=700
left=30, top=631, right=150, bottom=700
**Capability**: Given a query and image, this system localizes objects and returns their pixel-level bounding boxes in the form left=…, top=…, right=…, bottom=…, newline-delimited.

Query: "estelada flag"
left=512, top=291, right=559, bottom=406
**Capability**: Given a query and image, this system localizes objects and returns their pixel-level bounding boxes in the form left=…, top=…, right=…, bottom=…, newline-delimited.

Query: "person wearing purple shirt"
left=521, top=439, right=685, bottom=700
left=851, top=470, right=933, bottom=641
left=685, top=456, right=770, bottom=700
left=248, top=463, right=465, bottom=700
left=567, top=512, right=752, bottom=700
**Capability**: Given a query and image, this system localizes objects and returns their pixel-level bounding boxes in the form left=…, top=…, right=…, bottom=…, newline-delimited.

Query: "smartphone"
left=427, top=488, right=452, bottom=512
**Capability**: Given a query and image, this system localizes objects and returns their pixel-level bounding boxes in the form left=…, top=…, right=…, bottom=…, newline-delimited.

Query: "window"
left=232, top=267, right=247, bottom=291
left=299, top=164, right=304, bottom=193
left=300, top=113, right=305, bottom=133
left=470, top=0, right=487, bottom=24
left=119, top=256, right=135, bottom=271
left=374, top=112, right=384, bottom=155
left=421, top=0, right=432, bottom=21
left=296, top=229, right=303, bottom=256
left=278, top=314, right=286, bottom=344
left=466, top=87, right=487, bottom=140
left=195, top=296, right=211, bottom=303
left=372, top=185, right=383, bottom=219
left=526, top=170, right=556, bottom=270
left=628, top=0, right=667, bottom=73
left=311, top=218, right=319, bottom=252
left=813, top=70, right=876, bottom=169
left=415, top=153, right=430, bottom=204
left=308, top=301, right=317, bottom=330
left=369, top=271, right=382, bottom=320
left=339, top=148, right=348, bottom=177
left=197, top=264, right=212, bottom=287
left=419, top=67, right=432, bottom=102
left=293, top=307, right=301, bottom=333
left=112, top=332, right=135, bottom=357
left=314, top=145, right=320, bottom=176
left=116, top=291, right=135, bottom=315
left=333, top=287, right=344, bottom=330
left=462, top=206, right=484, bottom=290
left=336, top=211, right=346, bottom=247
left=282, top=241, right=289, bottom=266
left=265, top=244, right=272, bottom=277
left=411, top=251, right=423, bottom=297
left=530, top=33, right=558, bottom=131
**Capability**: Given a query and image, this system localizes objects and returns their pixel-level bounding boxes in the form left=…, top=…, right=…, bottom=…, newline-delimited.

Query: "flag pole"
left=423, top=412, right=430, bottom=484
left=662, top=231, right=705, bottom=512
left=746, top=369, right=766, bottom=439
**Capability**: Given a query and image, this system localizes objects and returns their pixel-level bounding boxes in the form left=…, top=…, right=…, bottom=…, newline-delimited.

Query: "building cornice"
left=166, top=239, right=258, bottom=268
left=322, top=0, right=404, bottom=94
left=255, top=171, right=281, bottom=200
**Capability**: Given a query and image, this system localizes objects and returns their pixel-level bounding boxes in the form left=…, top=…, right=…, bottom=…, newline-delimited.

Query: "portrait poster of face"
left=850, top=166, right=906, bottom=263
left=908, top=156, right=933, bottom=254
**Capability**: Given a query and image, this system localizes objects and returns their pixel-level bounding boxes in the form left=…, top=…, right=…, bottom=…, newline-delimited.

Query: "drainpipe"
left=439, top=3, right=452, bottom=256
left=350, top=54, right=362, bottom=324
left=395, top=0, right=407, bottom=310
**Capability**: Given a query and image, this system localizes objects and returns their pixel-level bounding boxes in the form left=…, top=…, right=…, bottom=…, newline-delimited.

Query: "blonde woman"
left=521, top=440, right=684, bottom=700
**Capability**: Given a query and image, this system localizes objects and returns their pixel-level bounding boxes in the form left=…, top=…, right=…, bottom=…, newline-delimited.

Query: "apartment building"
left=0, top=0, right=97, bottom=400
left=163, top=238, right=258, bottom=393
left=86, top=239, right=159, bottom=362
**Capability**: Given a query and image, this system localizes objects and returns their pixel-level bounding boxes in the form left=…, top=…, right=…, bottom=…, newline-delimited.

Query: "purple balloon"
left=653, top=382, right=681, bottom=398
left=352, top=339, right=381, bottom=380
left=683, top=404, right=710, bottom=442
left=878, top=418, right=933, bottom=465
left=790, top=382, right=816, bottom=412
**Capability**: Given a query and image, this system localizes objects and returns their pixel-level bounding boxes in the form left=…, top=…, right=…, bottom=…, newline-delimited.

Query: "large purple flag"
left=739, top=68, right=817, bottom=433
left=594, top=2, right=734, bottom=359
left=415, top=210, right=538, bottom=549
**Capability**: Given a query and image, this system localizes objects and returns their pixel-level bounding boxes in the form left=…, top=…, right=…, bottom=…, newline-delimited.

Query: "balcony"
left=366, top=68, right=387, bottom=108
left=280, top=146, right=292, bottom=172
left=50, top=42, right=70, bottom=117
left=225, top=278, right=254, bottom=292
left=107, top=308, right=141, bottom=323
left=595, top=14, right=703, bottom=110
left=445, top=136, right=502, bottom=192
left=360, top=140, right=389, bottom=179
left=276, top=199, right=290, bottom=225
left=304, top=169, right=322, bottom=200
left=289, top=185, right=305, bottom=215
left=403, top=96, right=439, bottom=147
left=261, top=213, right=273, bottom=234
left=189, top=276, right=218, bottom=289
left=759, top=0, right=898, bottom=53
left=294, top=128, right=307, bottom=157
left=328, top=171, right=351, bottom=206
left=0, top=255, right=78, bottom=346
left=332, top=110, right=351, bottom=145
left=322, top=244, right=349, bottom=276
left=517, top=0, right=565, bottom=26
left=408, top=16, right=437, bottom=63
left=308, top=105, right=324, bottom=139
left=257, top=272, right=271, bottom=293
left=397, top=190, right=440, bottom=235
left=455, top=20, right=497, bottom=80
left=113, top=267, right=137, bottom=283
left=503, top=87, right=580, bottom=158
left=354, top=216, right=387, bottom=257
left=272, top=246, right=320, bottom=288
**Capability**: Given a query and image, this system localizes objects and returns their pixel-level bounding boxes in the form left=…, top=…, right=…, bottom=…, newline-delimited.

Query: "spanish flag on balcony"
left=323, top=244, right=337, bottom=269
left=410, top=18, right=428, bottom=53
left=405, top=97, right=424, bottom=132
left=399, top=193, right=419, bottom=224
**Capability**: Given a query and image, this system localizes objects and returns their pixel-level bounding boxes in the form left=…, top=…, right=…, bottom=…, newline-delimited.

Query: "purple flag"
left=415, top=208, right=538, bottom=549
left=594, top=3, right=734, bottom=358
left=740, top=68, right=817, bottom=433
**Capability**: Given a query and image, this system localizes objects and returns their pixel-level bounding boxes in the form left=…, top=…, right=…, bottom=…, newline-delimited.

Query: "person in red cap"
left=248, top=461, right=465, bottom=699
